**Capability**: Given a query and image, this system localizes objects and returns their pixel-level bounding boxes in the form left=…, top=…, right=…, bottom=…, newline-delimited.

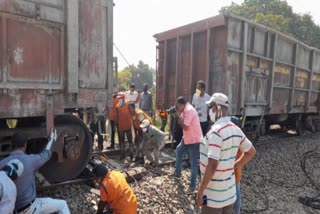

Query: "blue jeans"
left=233, top=183, right=241, bottom=214
left=175, top=140, right=199, bottom=188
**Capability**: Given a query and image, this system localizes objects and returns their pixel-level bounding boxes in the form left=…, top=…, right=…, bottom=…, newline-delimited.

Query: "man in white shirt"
left=0, top=159, right=24, bottom=214
left=125, top=83, right=140, bottom=108
left=197, top=93, right=256, bottom=214
left=192, top=80, right=211, bottom=136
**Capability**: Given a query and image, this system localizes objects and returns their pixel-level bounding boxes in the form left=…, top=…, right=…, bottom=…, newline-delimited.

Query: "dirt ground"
left=39, top=129, right=320, bottom=214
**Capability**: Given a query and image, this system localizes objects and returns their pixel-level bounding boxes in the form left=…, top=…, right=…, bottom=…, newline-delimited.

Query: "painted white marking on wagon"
left=14, top=48, right=24, bottom=65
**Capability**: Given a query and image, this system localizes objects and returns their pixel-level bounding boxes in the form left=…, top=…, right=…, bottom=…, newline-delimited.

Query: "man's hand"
left=50, top=128, right=57, bottom=142
left=46, top=128, right=57, bottom=151
left=196, top=191, right=204, bottom=207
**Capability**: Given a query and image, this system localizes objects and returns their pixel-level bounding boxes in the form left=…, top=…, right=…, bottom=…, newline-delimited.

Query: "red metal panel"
left=180, top=36, right=191, bottom=100
left=79, top=0, right=106, bottom=89
left=0, top=16, right=2, bottom=83
left=210, top=27, right=228, bottom=94
left=0, top=13, right=63, bottom=89
left=166, top=39, right=177, bottom=106
left=193, top=32, right=207, bottom=87
left=156, top=42, right=165, bottom=107
left=228, top=52, right=241, bottom=113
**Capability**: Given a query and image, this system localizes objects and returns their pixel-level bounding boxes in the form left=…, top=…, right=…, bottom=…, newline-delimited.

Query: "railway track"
left=37, top=130, right=320, bottom=213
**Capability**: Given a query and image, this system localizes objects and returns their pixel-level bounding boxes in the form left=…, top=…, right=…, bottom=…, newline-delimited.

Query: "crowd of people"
left=0, top=81, right=256, bottom=214
left=91, top=80, right=256, bottom=214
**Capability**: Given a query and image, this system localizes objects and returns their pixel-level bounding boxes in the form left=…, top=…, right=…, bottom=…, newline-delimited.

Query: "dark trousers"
left=160, top=118, right=167, bottom=132
left=89, top=116, right=105, bottom=151
left=110, top=120, right=116, bottom=147
left=200, top=121, right=209, bottom=136
left=118, top=129, right=133, bottom=155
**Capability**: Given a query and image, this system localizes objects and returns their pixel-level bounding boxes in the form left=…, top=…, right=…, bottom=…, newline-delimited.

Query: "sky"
left=113, top=0, right=320, bottom=70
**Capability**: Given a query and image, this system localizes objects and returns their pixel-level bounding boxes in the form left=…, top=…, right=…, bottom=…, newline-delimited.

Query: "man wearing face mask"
left=116, top=92, right=134, bottom=160
left=192, top=80, right=211, bottom=136
left=128, top=103, right=152, bottom=163
left=171, top=96, right=202, bottom=193
left=139, top=119, right=165, bottom=164
left=197, top=93, right=256, bottom=214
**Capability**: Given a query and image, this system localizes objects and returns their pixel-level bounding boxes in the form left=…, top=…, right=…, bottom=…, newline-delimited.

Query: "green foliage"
left=220, top=0, right=320, bottom=49
left=118, top=69, right=132, bottom=91
left=118, top=61, right=154, bottom=91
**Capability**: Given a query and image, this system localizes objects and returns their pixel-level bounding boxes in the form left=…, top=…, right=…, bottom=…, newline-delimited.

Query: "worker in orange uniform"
left=128, top=103, right=152, bottom=163
left=158, top=104, right=168, bottom=132
left=93, top=164, right=137, bottom=214
left=116, top=92, right=134, bottom=160
left=234, top=150, right=244, bottom=214
left=107, top=93, right=119, bottom=150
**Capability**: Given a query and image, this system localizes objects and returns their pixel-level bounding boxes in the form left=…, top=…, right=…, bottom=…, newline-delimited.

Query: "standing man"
left=192, top=80, right=211, bottom=136
left=140, top=119, right=165, bottom=164
left=139, top=83, right=153, bottom=117
left=93, top=164, right=137, bottom=214
left=89, top=112, right=106, bottom=151
left=171, top=96, right=202, bottom=192
left=0, top=159, right=24, bottom=214
left=0, top=131, right=70, bottom=214
left=197, top=93, right=256, bottom=214
left=125, top=83, right=140, bottom=108
left=158, top=104, right=168, bottom=132
left=128, top=103, right=152, bottom=163
left=116, top=92, right=134, bottom=160
left=107, top=92, right=119, bottom=149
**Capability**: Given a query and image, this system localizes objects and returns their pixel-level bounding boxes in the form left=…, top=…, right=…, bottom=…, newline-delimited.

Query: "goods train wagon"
left=0, top=0, right=114, bottom=183
left=154, top=14, right=320, bottom=140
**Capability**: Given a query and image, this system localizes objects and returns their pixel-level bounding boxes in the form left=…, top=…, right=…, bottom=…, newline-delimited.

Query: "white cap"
left=206, top=93, right=229, bottom=107
left=140, top=119, right=150, bottom=128
left=7, top=159, right=24, bottom=177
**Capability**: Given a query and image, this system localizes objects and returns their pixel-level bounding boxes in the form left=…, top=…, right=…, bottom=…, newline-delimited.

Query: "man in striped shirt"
left=196, top=93, right=256, bottom=214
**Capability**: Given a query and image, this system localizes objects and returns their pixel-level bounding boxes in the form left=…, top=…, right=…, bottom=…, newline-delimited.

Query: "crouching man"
left=0, top=130, right=70, bottom=214
left=140, top=119, right=165, bottom=164
left=0, top=159, right=24, bottom=214
left=93, top=164, right=137, bottom=214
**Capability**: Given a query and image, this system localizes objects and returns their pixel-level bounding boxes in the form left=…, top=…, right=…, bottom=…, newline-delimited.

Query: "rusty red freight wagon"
left=0, top=0, right=114, bottom=182
left=154, top=14, right=320, bottom=140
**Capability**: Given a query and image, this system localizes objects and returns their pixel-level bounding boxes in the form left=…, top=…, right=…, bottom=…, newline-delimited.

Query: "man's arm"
left=96, top=200, right=108, bottom=214
left=234, top=146, right=256, bottom=168
left=197, top=158, right=219, bottom=206
left=32, top=129, right=57, bottom=170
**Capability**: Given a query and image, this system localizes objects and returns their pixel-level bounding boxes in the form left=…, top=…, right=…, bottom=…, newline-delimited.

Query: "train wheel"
left=40, top=114, right=92, bottom=183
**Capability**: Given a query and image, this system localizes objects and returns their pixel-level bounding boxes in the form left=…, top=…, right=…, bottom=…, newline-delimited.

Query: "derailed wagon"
left=154, top=14, right=320, bottom=140
left=0, top=0, right=114, bottom=183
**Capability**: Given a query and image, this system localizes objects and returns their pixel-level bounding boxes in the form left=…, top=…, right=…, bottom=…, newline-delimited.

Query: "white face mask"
left=142, top=127, right=148, bottom=132
left=119, top=99, right=125, bottom=107
left=209, top=109, right=216, bottom=123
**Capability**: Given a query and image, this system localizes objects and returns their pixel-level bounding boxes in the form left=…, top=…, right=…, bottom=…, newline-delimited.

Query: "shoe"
left=169, top=172, right=181, bottom=180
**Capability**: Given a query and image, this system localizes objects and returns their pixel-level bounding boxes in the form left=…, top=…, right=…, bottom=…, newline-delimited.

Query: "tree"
left=117, top=61, right=154, bottom=92
left=220, top=0, right=320, bottom=49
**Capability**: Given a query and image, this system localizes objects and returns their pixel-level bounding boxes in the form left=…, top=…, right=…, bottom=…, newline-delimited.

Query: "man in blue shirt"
left=0, top=130, right=70, bottom=214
